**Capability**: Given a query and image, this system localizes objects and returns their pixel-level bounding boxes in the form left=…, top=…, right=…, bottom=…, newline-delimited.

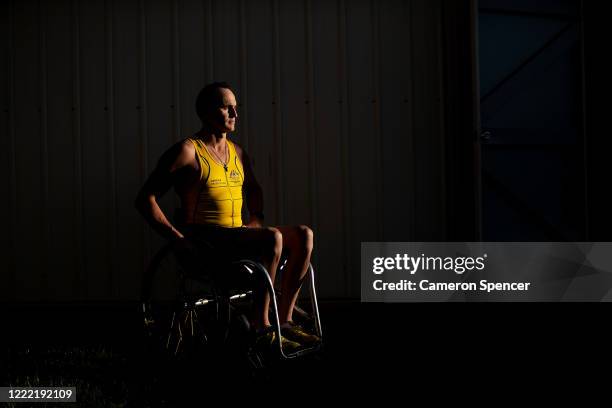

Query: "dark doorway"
left=477, top=0, right=587, bottom=241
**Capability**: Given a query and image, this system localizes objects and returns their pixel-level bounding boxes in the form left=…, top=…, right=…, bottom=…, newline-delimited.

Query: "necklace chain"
left=206, top=140, right=229, bottom=171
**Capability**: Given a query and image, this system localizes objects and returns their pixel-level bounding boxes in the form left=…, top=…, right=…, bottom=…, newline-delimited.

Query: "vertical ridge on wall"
left=71, top=0, right=85, bottom=299
left=472, top=0, right=482, bottom=241
left=7, top=0, right=18, bottom=301
left=145, top=0, right=174, bottom=263
left=272, top=0, right=285, bottom=225
left=178, top=0, right=205, bottom=138
left=244, top=0, right=277, bottom=225
left=47, top=0, right=77, bottom=300
left=171, top=0, right=181, bottom=215
left=579, top=0, right=589, bottom=240
left=1, top=2, right=8, bottom=301
left=414, top=1, right=424, bottom=240
left=337, top=0, right=353, bottom=297
left=346, top=0, right=379, bottom=297
left=204, top=0, right=213, bottom=83
left=39, top=0, right=50, bottom=299
left=138, top=0, right=150, bottom=277
left=411, top=0, right=445, bottom=240
left=379, top=0, right=416, bottom=242
left=406, top=0, right=416, bottom=242
left=370, top=0, right=383, bottom=241
left=305, top=0, right=318, bottom=235
left=439, top=0, right=479, bottom=241
left=114, top=0, right=143, bottom=300
left=105, top=0, right=117, bottom=299
left=80, top=0, right=110, bottom=299
left=279, top=0, right=310, bottom=225
left=433, top=0, right=447, bottom=238
left=14, top=0, right=44, bottom=300
left=1, top=1, right=8, bottom=301
left=239, top=0, right=249, bottom=151
left=411, top=0, right=425, bottom=240
left=172, top=0, right=181, bottom=144
left=311, top=0, right=345, bottom=297
left=210, top=0, right=240, bottom=111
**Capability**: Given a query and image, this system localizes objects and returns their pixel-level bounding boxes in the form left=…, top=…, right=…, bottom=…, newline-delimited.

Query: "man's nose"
left=230, top=107, right=238, bottom=118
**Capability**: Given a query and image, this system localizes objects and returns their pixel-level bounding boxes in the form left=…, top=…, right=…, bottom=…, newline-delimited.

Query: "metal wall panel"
left=114, top=0, right=144, bottom=300
left=13, top=0, right=44, bottom=301
left=46, top=0, right=77, bottom=301
left=411, top=0, right=446, bottom=242
left=345, top=0, right=380, bottom=296
left=311, top=0, right=345, bottom=298
left=137, top=0, right=150, bottom=277
left=1, top=1, right=13, bottom=301
left=244, top=0, right=278, bottom=225
left=71, top=0, right=85, bottom=298
left=279, top=0, right=312, bottom=227
left=211, top=0, right=241, bottom=104
left=177, top=0, right=205, bottom=139
left=3, top=0, right=449, bottom=301
left=379, top=0, right=415, bottom=243
left=79, top=0, right=110, bottom=299
left=145, top=0, right=175, bottom=266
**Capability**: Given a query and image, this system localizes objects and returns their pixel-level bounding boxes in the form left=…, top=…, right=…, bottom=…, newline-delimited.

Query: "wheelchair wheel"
left=141, top=241, right=216, bottom=361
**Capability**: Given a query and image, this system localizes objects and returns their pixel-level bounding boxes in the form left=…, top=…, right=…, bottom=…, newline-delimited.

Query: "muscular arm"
left=234, top=143, right=264, bottom=228
left=134, top=140, right=195, bottom=240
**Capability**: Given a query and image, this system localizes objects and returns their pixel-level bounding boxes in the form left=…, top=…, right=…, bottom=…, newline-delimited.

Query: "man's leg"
left=220, top=226, right=283, bottom=331
left=275, top=225, right=314, bottom=324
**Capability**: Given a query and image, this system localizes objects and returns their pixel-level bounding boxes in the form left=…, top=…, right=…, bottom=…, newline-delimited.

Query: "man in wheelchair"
left=135, top=82, right=320, bottom=355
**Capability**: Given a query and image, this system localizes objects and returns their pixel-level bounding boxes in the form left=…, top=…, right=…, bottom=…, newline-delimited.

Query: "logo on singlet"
left=229, top=169, right=240, bottom=179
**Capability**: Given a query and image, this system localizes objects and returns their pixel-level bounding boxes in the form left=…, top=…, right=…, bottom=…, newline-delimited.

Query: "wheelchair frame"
left=141, top=239, right=323, bottom=362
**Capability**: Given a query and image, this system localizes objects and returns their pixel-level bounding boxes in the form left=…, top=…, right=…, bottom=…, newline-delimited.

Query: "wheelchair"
left=140, top=232, right=323, bottom=375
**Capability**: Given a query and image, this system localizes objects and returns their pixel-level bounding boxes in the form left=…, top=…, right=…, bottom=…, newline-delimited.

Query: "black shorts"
left=178, top=224, right=263, bottom=289
left=182, top=224, right=263, bottom=262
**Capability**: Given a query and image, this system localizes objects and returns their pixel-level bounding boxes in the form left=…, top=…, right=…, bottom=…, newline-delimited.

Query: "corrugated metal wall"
left=1, top=0, right=448, bottom=301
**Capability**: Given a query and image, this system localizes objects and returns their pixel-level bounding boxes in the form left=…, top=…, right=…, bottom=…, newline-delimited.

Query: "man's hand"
left=244, top=216, right=263, bottom=228
left=168, top=224, right=185, bottom=240
left=173, top=236, right=201, bottom=271
left=174, top=236, right=196, bottom=252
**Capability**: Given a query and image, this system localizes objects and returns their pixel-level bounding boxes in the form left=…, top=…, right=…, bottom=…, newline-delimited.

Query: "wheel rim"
left=142, top=241, right=214, bottom=359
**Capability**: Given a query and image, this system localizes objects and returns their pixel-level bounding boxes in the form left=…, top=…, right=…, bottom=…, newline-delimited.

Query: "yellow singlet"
left=187, top=137, right=244, bottom=228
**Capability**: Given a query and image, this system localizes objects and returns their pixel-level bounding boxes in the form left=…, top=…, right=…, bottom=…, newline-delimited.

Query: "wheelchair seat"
left=141, top=237, right=323, bottom=371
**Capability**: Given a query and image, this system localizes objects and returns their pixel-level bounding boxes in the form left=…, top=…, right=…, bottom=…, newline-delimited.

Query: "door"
left=477, top=0, right=586, bottom=241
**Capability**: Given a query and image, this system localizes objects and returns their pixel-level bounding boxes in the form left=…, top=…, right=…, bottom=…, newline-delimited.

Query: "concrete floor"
left=1, top=300, right=605, bottom=403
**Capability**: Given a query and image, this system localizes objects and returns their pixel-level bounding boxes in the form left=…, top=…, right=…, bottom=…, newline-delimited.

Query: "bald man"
left=135, top=82, right=319, bottom=353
